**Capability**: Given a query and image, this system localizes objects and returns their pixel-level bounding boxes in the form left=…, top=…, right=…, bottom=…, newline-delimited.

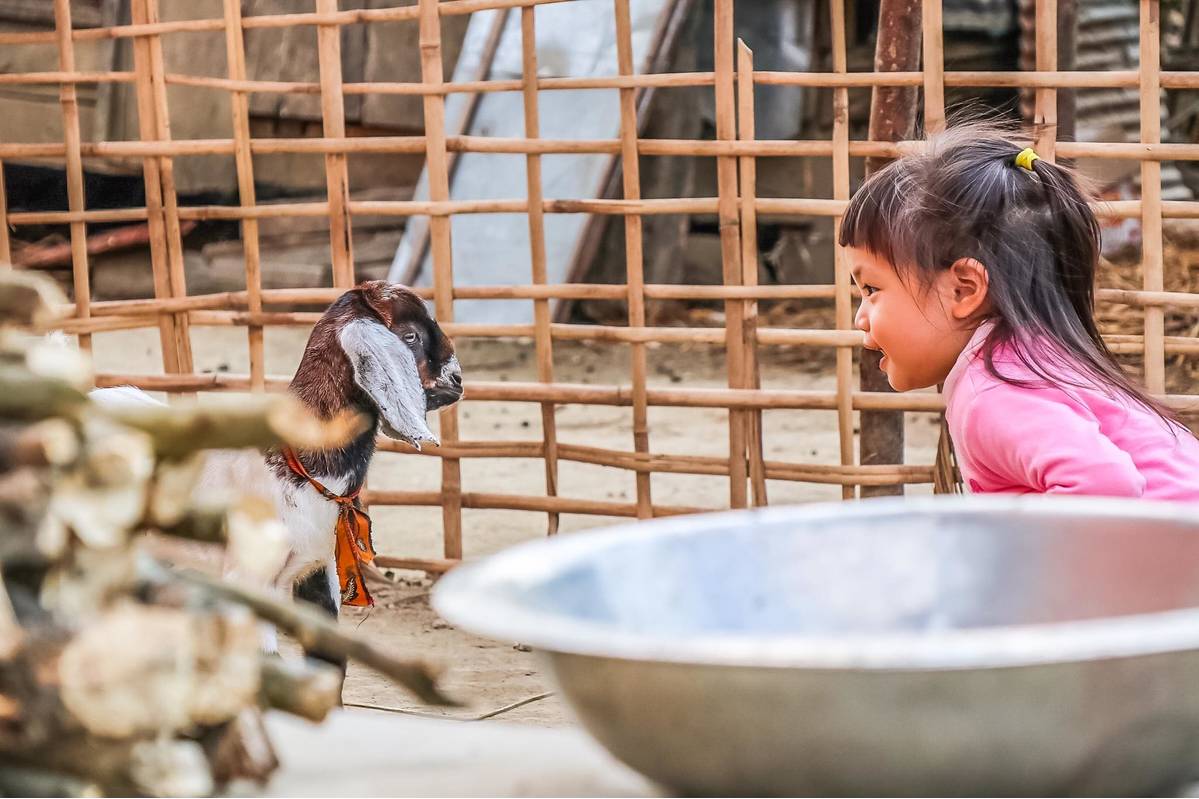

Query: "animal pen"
left=2, top=0, right=1198, bottom=573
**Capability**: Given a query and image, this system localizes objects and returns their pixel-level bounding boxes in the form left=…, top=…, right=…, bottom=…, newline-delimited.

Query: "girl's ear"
left=947, top=257, right=990, bottom=320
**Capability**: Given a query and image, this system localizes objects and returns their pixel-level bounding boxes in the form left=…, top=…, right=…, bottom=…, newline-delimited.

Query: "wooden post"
left=859, top=0, right=921, bottom=498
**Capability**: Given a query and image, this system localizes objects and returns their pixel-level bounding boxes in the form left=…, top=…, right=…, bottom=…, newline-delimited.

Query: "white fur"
left=89, top=386, right=360, bottom=652
left=339, top=318, right=438, bottom=449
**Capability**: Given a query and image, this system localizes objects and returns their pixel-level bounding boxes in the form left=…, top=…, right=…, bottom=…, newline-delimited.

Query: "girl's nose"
left=854, top=301, right=869, bottom=332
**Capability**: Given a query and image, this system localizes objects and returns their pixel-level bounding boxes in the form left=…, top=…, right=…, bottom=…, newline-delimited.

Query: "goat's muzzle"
left=426, top=357, right=463, bottom=410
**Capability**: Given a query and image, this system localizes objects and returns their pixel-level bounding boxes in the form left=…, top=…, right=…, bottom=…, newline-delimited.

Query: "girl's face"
left=848, top=247, right=986, bottom=391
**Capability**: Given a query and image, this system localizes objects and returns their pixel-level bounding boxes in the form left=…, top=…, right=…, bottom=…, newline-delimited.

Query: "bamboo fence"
left=2, top=0, right=1196, bottom=572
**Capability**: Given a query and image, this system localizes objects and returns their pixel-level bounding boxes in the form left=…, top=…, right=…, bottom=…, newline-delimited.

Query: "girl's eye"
left=402, top=331, right=419, bottom=345
left=861, top=285, right=878, bottom=297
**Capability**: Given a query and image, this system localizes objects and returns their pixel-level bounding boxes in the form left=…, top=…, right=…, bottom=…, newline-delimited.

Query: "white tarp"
left=388, top=0, right=673, bottom=324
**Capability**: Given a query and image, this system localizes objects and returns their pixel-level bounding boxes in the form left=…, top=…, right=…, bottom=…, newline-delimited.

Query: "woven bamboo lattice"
left=2, top=0, right=1198, bottom=573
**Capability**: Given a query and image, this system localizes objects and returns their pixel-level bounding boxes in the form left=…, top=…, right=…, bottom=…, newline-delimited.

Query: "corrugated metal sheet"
left=1018, top=0, right=1189, bottom=196
left=942, top=0, right=1016, bottom=34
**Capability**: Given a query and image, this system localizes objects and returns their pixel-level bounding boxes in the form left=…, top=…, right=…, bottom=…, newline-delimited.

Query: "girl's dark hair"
left=838, top=120, right=1173, bottom=421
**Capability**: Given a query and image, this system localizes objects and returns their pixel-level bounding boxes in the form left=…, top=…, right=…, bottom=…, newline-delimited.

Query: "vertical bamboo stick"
left=921, top=0, right=946, bottom=134
left=519, top=6, right=561, bottom=535
left=316, top=0, right=355, bottom=289
left=830, top=0, right=855, bottom=500
left=1139, top=0, right=1165, bottom=393
left=130, top=0, right=183, bottom=377
left=736, top=40, right=767, bottom=506
left=1033, top=0, right=1057, bottom=159
left=713, top=0, right=748, bottom=508
left=614, top=0, right=653, bottom=518
left=224, top=0, right=265, bottom=391
left=0, top=161, right=10, bottom=265
left=143, top=0, right=194, bottom=380
left=52, top=0, right=92, bottom=353
left=861, top=0, right=919, bottom=498
left=418, top=0, right=464, bottom=557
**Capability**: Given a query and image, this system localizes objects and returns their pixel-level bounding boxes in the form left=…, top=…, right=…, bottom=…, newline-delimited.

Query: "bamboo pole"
left=921, top=0, right=946, bottom=133
left=713, top=4, right=748, bottom=509
left=829, top=0, right=855, bottom=500
left=519, top=5, right=561, bottom=535
left=1033, top=0, right=1057, bottom=159
left=315, top=0, right=355, bottom=289
left=737, top=41, right=767, bottom=506
left=145, top=0, right=194, bottom=382
left=223, top=0, right=265, bottom=392
left=1140, top=0, right=1165, bottom=394
left=0, top=159, right=9, bottom=265
left=615, top=0, right=653, bottom=519
left=52, top=0, right=92, bottom=353
left=13, top=135, right=1199, bottom=162
left=418, top=0, right=464, bottom=559
left=3, top=63, right=1199, bottom=92
left=859, top=0, right=921, bottom=499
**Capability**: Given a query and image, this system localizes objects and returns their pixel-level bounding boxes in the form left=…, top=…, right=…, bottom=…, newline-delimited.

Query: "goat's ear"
left=338, top=318, right=438, bottom=449
left=356, top=281, right=395, bottom=328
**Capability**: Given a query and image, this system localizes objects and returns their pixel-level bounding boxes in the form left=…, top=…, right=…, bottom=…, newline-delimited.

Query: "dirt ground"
left=91, top=325, right=941, bottom=726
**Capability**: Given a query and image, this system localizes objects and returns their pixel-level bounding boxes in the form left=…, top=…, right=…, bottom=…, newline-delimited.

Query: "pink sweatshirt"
left=942, top=324, right=1199, bottom=500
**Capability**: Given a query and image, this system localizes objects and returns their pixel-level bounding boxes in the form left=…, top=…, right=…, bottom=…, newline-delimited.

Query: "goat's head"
left=295, top=280, right=462, bottom=450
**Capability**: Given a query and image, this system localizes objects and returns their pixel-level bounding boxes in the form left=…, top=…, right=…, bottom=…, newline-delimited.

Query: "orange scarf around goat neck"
left=281, top=447, right=376, bottom=607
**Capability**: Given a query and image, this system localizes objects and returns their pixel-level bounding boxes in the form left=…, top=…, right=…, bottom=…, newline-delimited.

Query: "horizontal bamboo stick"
left=0, top=70, right=135, bottom=85
left=372, top=556, right=459, bottom=574
left=10, top=137, right=1199, bottom=165
left=0, top=0, right=572, bottom=46
left=13, top=66, right=1199, bottom=92
left=69, top=284, right=838, bottom=321
left=10, top=197, right=1199, bottom=229
left=362, top=489, right=701, bottom=517
left=87, top=369, right=1199, bottom=417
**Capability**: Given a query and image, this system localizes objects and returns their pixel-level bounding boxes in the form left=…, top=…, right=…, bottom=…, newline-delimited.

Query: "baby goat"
left=92, top=281, right=462, bottom=648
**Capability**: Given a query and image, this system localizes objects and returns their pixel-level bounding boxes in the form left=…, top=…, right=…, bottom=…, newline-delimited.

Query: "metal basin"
left=433, top=497, right=1199, bottom=796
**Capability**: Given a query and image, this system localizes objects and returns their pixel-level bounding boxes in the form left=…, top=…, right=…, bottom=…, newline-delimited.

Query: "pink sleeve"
left=961, top=385, right=1146, bottom=497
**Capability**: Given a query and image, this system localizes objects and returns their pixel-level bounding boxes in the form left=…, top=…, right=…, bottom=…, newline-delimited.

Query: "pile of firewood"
left=0, top=271, right=452, bottom=796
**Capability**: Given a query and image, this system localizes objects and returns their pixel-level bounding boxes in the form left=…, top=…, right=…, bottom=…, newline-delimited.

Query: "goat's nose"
left=448, top=369, right=463, bottom=387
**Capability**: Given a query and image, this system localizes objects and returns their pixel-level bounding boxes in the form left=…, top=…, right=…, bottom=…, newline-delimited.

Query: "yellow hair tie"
left=1015, top=147, right=1040, bottom=171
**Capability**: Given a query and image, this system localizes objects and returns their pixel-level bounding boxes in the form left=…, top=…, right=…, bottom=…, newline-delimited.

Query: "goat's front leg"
left=292, top=559, right=348, bottom=679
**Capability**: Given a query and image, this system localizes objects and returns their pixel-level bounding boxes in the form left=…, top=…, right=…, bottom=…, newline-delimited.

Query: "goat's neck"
left=269, top=345, right=379, bottom=491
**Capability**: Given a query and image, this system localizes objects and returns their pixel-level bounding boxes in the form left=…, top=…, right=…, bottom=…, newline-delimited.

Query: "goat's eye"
left=401, top=331, right=419, bottom=345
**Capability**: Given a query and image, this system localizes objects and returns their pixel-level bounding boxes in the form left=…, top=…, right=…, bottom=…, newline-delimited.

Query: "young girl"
left=841, top=124, right=1199, bottom=499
